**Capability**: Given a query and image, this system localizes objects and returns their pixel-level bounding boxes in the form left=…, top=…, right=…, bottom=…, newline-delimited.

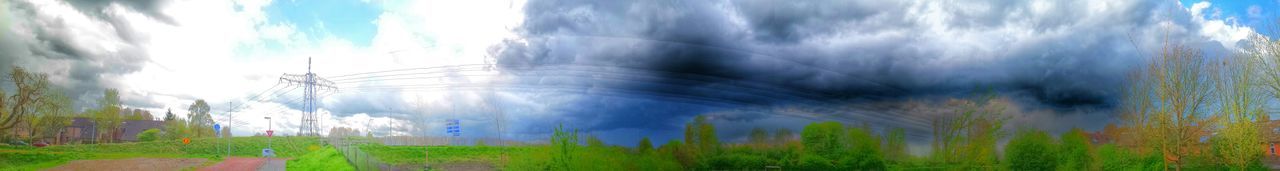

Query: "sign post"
left=446, top=119, right=460, bottom=145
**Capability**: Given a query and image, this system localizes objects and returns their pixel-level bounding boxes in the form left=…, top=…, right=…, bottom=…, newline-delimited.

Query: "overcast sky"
left=0, top=0, right=1272, bottom=147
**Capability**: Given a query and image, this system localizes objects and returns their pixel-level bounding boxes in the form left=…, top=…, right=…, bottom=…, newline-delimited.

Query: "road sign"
left=262, top=148, right=275, bottom=157
left=445, top=119, right=460, bottom=137
left=213, top=123, right=222, bottom=136
left=267, top=130, right=274, bottom=137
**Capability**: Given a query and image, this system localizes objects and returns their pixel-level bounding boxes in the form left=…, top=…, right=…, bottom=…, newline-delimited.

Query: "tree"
left=930, top=96, right=1009, bottom=167
left=549, top=124, right=579, bottom=171
left=802, top=121, right=846, bottom=158
left=1121, top=41, right=1213, bottom=169
left=1212, top=50, right=1266, bottom=169
left=1059, top=128, right=1093, bottom=170
left=94, top=89, right=123, bottom=143
left=0, top=67, right=51, bottom=138
left=684, top=115, right=718, bottom=156
left=29, top=88, right=72, bottom=143
left=749, top=127, right=768, bottom=147
left=187, top=99, right=213, bottom=137
left=163, top=108, right=176, bottom=122
left=1005, top=129, right=1057, bottom=170
left=842, top=126, right=885, bottom=170
left=162, top=117, right=188, bottom=140
left=773, top=128, right=793, bottom=144
left=637, top=137, right=653, bottom=154
left=883, top=128, right=908, bottom=162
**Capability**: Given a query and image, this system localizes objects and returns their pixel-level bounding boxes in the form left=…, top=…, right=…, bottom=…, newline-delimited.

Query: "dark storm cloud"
left=1, top=0, right=162, bottom=110
left=63, top=0, right=176, bottom=25
left=490, top=0, right=1241, bottom=138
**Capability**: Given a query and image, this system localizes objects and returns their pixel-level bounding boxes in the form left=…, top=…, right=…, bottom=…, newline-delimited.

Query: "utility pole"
left=227, top=102, right=233, bottom=158
left=279, top=57, right=337, bottom=136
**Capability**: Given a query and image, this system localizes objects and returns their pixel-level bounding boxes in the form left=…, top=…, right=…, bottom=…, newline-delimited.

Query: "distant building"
left=62, top=117, right=99, bottom=144
left=118, top=120, right=164, bottom=141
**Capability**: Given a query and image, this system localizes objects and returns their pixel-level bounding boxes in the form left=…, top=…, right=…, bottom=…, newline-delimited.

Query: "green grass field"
left=286, top=145, right=355, bottom=171
left=356, top=143, right=532, bottom=167
left=0, top=136, right=323, bottom=170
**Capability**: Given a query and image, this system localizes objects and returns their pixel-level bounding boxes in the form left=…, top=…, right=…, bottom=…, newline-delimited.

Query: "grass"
left=287, top=145, right=355, bottom=171
left=0, top=136, right=323, bottom=170
left=357, top=143, right=532, bottom=167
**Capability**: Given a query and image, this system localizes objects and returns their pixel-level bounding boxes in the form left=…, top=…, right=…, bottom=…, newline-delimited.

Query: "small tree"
left=1005, top=129, right=1057, bottom=170
left=637, top=137, right=653, bottom=154
left=802, top=121, right=846, bottom=159
left=1059, top=128, right=1093, bottom=170
left=883, top=128, right=908, bottom=162
left=549, top=124, right=579, bottom=170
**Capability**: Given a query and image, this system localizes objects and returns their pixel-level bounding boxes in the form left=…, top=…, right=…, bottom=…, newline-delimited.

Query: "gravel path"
left=46, top=158, right=207, bottom=171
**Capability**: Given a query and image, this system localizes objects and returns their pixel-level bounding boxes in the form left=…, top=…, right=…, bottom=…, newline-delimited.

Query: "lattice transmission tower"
left=279, top=57, right=338, bottom=136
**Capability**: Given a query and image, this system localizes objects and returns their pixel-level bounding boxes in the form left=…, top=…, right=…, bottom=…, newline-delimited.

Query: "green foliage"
left=549, top=124, right=579, bottom=170
left=506, top=125, right=681, bottom=171
left=137, top=128, right=161, bottom=142
left=187, top=99, right=213, bottom=137
left=1058, top=128, right=1093, bottom=170
left=883, top=128, right=907, bottom=162
left=637, top=137, right=652, bottom=154
left=684, top=115, right=718, bottom=156
left=1004, top=129, right=1057, bottom=170
left=797, top=121, right=885, bottom=170
left=287, top=145, right=355, bottom=171
left=801, top=121, right=846, bottom=158
left=842, top=126, right=884, bottom=170
left=930, top=96, right=1008, bottom=168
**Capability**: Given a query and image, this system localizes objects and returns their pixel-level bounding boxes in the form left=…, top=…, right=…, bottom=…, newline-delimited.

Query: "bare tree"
left=1121, top=41, right=1213, bottom=170
left=0, top=67, right=50, bottom=138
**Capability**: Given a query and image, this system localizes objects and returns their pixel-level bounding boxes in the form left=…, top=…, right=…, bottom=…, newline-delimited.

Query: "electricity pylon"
left=279, top=57, right=337, bottom=136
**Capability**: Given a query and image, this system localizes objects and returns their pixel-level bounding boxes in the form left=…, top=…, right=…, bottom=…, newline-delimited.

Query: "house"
left=118, top=120, right=164, bottom=142
left=61, top=117, right=99, bottom=144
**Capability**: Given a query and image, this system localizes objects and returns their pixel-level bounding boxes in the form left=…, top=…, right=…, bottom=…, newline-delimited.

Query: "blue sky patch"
left=264, top=0, right=381, bottom=47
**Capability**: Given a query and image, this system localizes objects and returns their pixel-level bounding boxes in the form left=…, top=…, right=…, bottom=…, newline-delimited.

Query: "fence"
left=329, top=137, right=407, bottom=171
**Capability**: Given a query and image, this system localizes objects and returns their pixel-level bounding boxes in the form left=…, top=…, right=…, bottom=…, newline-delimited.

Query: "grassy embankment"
left=0, top=136, right=322, bottom=170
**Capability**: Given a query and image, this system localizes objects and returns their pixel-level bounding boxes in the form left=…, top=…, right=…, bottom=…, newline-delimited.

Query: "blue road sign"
left=445, top=119, right=460, bottom=136
left=213, top=123, right=222, bottom=136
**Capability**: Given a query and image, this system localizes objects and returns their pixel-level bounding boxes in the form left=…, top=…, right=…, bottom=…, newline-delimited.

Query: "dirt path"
left=199, top=157, right=266, bottom=171
left=46, top=158, right=207, bottom=171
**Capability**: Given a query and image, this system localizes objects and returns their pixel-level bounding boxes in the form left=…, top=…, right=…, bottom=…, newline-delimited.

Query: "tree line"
left=507, top=37, right=1280, bottom=170
left=0, top=66, right=219, bottom=144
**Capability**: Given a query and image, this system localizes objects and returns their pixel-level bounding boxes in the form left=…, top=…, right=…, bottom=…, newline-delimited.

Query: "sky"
left=0, top=0, right=1272, bottom=149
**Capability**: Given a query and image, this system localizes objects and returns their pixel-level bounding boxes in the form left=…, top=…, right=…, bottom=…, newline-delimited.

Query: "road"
left=258, top=158, right=287, bottom=171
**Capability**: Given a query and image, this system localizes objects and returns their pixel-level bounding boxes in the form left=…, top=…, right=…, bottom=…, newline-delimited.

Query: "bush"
left=700, top=153, right=769, bottom=169
left=137, top=128, right=161, bottom=142
left=792, top=154, right=836, bottom=170
left=801, top=122, right=846, bottom=159
left=1004, top=129, right=1057, bottom=170
left=1058, top=128, right=1092, bottom=170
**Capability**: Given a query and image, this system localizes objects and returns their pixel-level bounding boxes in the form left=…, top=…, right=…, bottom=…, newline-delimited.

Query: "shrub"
left=1004, top=129, right=1057, bottom=170
left=1058, top=128, right=1092, bottom=170
left=136, top=128, right=161, bottom=142
left=801, top=122, right=846, bottom=159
